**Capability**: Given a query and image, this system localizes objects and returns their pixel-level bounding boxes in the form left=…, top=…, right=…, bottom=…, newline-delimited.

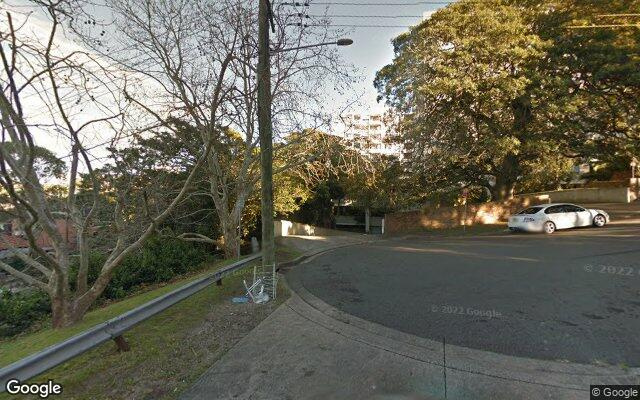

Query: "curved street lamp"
left=271, top=38, right=354, bottom=53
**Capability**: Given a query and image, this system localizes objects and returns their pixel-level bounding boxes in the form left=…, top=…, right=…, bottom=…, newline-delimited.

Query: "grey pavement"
left=180, top=289, right=638, bottom=400
left=182, top=216, right=640, bottom=399
left=288, top=224, right=640, bottom=365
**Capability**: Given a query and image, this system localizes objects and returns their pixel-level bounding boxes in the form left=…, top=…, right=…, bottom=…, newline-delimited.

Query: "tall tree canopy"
left=376, top=0, right=640, bottom=201
left=534, top=0, right=640, bottom=165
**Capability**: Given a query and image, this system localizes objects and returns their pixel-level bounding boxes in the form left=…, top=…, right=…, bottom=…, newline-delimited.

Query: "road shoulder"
left=181, top=238, right=639, bottom=400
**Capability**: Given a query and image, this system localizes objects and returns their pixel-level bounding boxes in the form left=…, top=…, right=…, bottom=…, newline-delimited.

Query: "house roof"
left=0, top=234, right=29, bottom=250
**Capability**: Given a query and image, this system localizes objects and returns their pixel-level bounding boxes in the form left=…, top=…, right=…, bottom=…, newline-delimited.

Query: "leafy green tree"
left=340, top=155, right=409, bottom=213
left=376, top=0, right=559, bottom=200
left=282, top=131, right=410, bottom=226
left=530, top=0, right=640, bottom=167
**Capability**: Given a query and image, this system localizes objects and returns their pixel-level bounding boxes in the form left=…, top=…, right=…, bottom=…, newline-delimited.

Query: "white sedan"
left=508, top=203, right=610, bottom=234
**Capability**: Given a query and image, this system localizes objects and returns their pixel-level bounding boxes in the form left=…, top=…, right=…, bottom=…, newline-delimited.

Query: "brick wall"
left=384, top=197, right=542, bottom=236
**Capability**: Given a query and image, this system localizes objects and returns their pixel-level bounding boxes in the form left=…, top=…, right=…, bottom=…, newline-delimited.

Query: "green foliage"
left=376, top=0, right=552, bottom=200
left=518, top=149, right=574, bottom=193
left=377, top=0, right=556, bottom=200
left=375, top=0, right=639, bottom=200
left=0, top=290, right=50, bottom=337
left=340, top=155, right=415, bottom=213
left=293, top=178, right=344, bottom=227
left=531, top=0, right=640, bottom=163
left=70, top=236, right=214, bottom=301
left=0, top=237, right=214, bottom=337
left=0, top=143, right=67, bottom=180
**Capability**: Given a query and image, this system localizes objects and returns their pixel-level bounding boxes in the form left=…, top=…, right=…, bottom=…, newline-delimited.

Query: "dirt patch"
left=2, top=271, right=289, bottom=400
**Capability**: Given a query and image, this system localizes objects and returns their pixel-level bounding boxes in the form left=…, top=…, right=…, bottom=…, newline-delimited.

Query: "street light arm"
left=271, top=38, right=353, bottom=53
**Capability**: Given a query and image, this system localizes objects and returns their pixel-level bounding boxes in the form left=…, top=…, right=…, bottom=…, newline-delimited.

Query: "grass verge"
left=1, top=248, right=297, bottom=399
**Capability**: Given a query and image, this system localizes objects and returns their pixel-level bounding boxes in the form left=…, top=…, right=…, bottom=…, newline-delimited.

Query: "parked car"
left=508, top=203, right=610, bottom=234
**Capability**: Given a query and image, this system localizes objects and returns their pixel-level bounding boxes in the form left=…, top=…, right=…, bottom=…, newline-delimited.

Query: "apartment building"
left=335, top=113, right=402, bottom=157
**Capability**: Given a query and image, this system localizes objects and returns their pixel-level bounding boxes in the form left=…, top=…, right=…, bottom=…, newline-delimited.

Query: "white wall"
left=274, top=220, right=358, bottom=237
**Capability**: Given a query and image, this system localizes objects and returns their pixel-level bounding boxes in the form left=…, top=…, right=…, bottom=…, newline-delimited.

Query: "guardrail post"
left=113, top=335, right=130, bottom=352
left=0, top=253, right=262, bottom=393
left=216, top=278, right=222, bottom=286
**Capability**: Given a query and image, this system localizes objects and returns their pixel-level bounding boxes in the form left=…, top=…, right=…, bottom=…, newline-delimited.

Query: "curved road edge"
left=284, top=241, right=640, bottom=395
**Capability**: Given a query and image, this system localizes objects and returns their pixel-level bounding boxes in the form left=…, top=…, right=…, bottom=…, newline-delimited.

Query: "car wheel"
left=593, top=214, right=606, bottom=227
left=543, top=221, right=556, bottom=234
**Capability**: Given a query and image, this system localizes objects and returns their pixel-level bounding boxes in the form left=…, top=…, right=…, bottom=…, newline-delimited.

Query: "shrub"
left=0, top=289, right=50, bottom=337
left=2, top=236, right=214, bottom=337
left=71, top=235, right=214, bottom=300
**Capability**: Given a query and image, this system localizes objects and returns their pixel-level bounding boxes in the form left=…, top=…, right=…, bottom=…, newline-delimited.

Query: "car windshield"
left=517, top=207, right=543, bottom=215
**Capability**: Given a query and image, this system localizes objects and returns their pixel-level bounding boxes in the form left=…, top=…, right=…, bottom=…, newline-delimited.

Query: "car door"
left=544, top=205, right=564, bottom=228
left=560, top=204, right=584, bottom=228
left=570, top=205, right=592, bottom=226
left=545, top=205, right=573, bottom=229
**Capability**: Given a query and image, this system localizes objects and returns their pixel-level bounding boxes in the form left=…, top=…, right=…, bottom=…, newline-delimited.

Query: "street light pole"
left=258, top=0, right=275, bottom=292
left=272, top=39, right=354, bottom=53
left=257, top=2, right=352, bottom=297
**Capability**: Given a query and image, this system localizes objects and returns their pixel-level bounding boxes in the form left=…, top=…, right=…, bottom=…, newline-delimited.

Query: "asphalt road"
left=288, top=225, right=640, bottom=366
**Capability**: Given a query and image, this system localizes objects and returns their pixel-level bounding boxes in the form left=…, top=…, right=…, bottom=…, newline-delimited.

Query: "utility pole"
left=256, top=1, right=351, bottom=297
left=258, top=0, right=276, bottom=295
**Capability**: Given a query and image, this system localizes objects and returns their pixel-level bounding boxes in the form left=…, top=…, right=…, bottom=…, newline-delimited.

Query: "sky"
left=3, top=0, right=455, bottom=161
left=288, top=0, right=450, bottom=114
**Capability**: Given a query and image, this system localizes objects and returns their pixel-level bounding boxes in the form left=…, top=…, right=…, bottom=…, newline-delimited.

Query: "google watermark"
left=590, top=385, right=639, bottom=399
left=430, top=304, right=503, bottom=319
left=584, top=264, right=640, bottom=277
left=5, top=379, right=62, bottom=398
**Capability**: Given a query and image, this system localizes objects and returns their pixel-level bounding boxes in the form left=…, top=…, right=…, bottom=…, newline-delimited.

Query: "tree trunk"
left=492, top=154, right=519, bottom=201
left=493, top=93, right=530, bottom=203
left=50, top=295, right=83, bottom=328
left=491, top=179, right=516, bottom=202
left=220, top=218, right=240, bottom=259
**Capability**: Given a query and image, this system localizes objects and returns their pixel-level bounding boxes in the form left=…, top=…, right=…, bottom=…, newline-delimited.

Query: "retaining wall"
left=519, top=187, right=634, bottom=204
left=384, top=197, right=542, bottom=236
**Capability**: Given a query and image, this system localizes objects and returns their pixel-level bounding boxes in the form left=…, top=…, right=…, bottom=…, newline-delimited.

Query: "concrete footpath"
left=180, top=236, right=639, bottom=400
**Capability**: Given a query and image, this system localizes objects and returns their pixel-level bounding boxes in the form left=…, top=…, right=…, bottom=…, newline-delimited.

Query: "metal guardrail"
left=0, top=253, right=261, bottom=392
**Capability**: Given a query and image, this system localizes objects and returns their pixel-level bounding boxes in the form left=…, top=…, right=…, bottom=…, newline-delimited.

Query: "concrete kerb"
left=282, top=239, right=640, bottom=395
left=276, top=237, right=375, bottom=272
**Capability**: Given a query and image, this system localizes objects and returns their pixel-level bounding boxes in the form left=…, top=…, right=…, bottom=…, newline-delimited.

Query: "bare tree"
left=77, top=0, right=355, bottom=257
left=0, top=0, right=220, bottom=327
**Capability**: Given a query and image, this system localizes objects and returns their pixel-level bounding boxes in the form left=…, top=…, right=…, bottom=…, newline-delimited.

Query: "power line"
left=282, top=1, right=453, bottom=5
left=567, top=24, right=640, bottom=29
left=306, top=14, right=423, bottom=17
left=597, top=14, right=640, bottom=18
